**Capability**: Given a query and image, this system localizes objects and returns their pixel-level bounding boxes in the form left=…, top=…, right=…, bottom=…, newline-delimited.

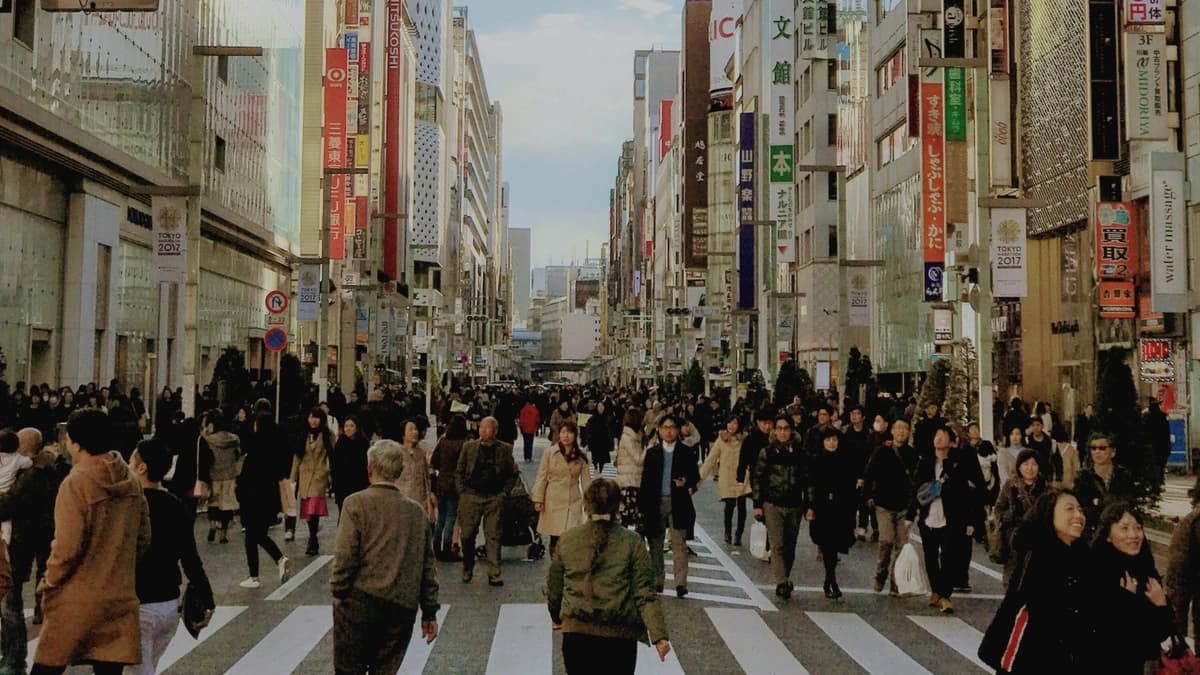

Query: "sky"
left=463, top=0, right=683, bottom=268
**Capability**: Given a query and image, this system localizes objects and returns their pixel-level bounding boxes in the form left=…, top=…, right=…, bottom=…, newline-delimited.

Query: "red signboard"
left=1095, top=202, right=1138, bottom=279
left=324, top=48, right=349, bottom=260
left=382, top=0, right=402, bottom=279
left=659, top=99, right=673, bottom=161
left=1099, top=280, right=1136, bottom=318
left=921, top=81, right=945, bottom=263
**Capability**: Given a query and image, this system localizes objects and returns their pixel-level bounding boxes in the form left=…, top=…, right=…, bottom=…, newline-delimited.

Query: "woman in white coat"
left=532, top=420, right=593, bottom=556
left=699, top=415, right=750, bottom=546
left=615, top=408, right=646, bottom=529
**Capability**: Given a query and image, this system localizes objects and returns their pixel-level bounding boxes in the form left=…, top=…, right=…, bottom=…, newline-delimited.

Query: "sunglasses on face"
left=1090, top=445, right=1111, bottom=451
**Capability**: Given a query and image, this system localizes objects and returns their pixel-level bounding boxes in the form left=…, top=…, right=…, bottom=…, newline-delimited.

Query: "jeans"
left=647, top=497, right=688, bottom=589
left=763, top=503, right=801, bottom=585
left=521, top=433, right=535, bottom=461
left=0, top=579, right=26, bottom=674
left=333, top=589, right=417, bottom=674
left=132, top=600, right=180, bottom=675
left=874, top=507, right=912, bottom=587
left=245, top=521, right=284, bottom=578
left=434, top=494, right=459, bottom=551
left=562, top=632, right=637, bottom=675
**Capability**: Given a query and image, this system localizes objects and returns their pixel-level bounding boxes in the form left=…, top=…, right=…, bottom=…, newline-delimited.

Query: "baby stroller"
left=477, top=470, right=546, bottom=561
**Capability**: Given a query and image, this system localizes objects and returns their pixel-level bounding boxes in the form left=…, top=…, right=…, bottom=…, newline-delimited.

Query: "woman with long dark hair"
left=397, top=418, right=435, bottom=524
left=807, top=427, right=858, bottom=599
left=431, top=415, right=468, bottom=560
left=533, top=420, right=592, bottom=556
left=699, top=414, right=750, bottom=546
left=615, top=408, right=645, bottom=530
left=292, top=406, right=332, bottom=556
left=330, top=415, right=369, bottom=514
left=547, top=478, right=671, bottom=674
left=236, top=412, right=290, bottom=588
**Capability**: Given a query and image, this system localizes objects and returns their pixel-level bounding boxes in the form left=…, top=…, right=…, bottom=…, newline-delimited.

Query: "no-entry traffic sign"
left=265, top=290, right=289, bottom=315
left=264, top=327, right=288, bottom=352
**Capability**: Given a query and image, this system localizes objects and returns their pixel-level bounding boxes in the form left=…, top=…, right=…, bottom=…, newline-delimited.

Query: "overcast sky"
left=463, top=0, right=682, bottom=268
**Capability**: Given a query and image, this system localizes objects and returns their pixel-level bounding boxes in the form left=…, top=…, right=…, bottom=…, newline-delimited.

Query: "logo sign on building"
left=1150, top=152, right=1188, bottom=312
left=944, top=67, right=966, bottom=141
left=933, top=307, right=954, bottom=344
left=797, top=0, right=830, bottom=54
left=382, top=0, right=404, bottom=279
left=848, top=273, right=870, bottom=326
left=1126, top=0, right=1164, bottom=24
left=1140, top=338, right=1175, bottom=382
left=989, top=0, right=1009, bottom=73
left=1095, top=202, right=1138, bottom=279
left=943, top=0, right=966, bottom=58
left=1124, top=33, right=1167, bottom=141
left=990, top=208, right=1027, bottom=298
left=1099, top=280, right=1136, bottom=319
left=738, top=112, right=756, bottom=309
left=770, top=0, right=795, bottom=263
left=297, top=264, right=321, bottom=322
left=710, top=0, right=741, bottom=94
left=324, top=48, right=349, bottom=260
left=151, top=196, right=187, bottom=284
left=989, top=80, right=1012, bottom=187
left=921, top=75, right=946, bottom=301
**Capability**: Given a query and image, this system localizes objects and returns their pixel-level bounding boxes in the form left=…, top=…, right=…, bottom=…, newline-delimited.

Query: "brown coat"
left=292, top=433, right=331, bottom=499
left=36, top=451, right=151, bottom=667
left=532, top=444, right=592, bottom=537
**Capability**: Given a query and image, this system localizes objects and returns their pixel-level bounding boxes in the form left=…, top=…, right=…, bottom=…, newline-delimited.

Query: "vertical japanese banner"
left=921, top=75, right=946, bottom=301
left=353, top=17, right=371, bottom=261
left=1124, top=33, right=1168, bottom=141
left=737, top=112, right=756, bottom=310
left=1149, top=152, right=1188, bottom=312
left=382, top=0, right=402, bottom=279
left=990, top=208, right=1028, bottom=298
left=769, top=0, right=795, bottom=263
left=324, top=47, right=349, bottom=260
left=659, top=100, right=672, bottom=161
left=1095, top=201, right=1137, bottom=280
left=151, top=196, right=187, bottom=284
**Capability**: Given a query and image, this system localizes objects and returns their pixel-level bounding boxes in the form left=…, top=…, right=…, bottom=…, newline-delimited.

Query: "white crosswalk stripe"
left=808, top=611, right=933, bottom=675
left=225, top=605, right=332, bottom=674
left=908, top=615, right=990, bottom=671
left=706, top=608, right=811, bottom=675
left=158, top=605, right=247, bottom=672
left=486, top=603, right=552, bottom=675
left=398, top=605, right=451, bottom=675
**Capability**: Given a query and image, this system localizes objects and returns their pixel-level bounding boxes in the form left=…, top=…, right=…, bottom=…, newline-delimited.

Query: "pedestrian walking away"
left=614, top=409, right=646, bottom=530
left=518, top=399, right=541, bottom=463
left=431, top=415, right=468, bottom=562
left=330, top=439, right=440, bottom=675
left=547, top=478, right=671, bottom=675
left=236, top=412, right=290, bottom=589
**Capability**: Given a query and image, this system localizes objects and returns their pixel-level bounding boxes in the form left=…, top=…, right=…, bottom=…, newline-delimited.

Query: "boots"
left=724, top=526, right=732, bottom=546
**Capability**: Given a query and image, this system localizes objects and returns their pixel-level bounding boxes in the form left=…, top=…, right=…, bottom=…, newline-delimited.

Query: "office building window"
left=877, top=0, right=904, bottom=22
left=827, top=114, right=838, bottom=146
left=876, top=49, right=905, bottom=96
left=827, top=172, right=838, bottom=201
left=827, top=59, right=838, bottom=90
left=828, top=226, right=839, bottom=258
left=14, top=0, right=35, bottom=47
left=214, top=135, right=227, bottom=172
left=876, top=122, right=910, bottom=167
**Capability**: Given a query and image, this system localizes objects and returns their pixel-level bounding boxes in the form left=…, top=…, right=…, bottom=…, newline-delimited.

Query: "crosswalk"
left=116, top=600, right=996, bottom=673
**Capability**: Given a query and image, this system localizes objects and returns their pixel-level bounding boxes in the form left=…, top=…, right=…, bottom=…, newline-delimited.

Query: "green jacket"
left=752, top=440, right=810, bottom=508
left=546, top=520, right=668, bottom=644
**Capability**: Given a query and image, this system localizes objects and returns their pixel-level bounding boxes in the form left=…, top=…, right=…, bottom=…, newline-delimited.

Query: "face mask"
left=873, top=421, right=886, bottom=433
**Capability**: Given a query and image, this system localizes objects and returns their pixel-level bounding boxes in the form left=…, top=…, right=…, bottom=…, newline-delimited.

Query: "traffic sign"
left=264, top=327, right=288, bottom=352
left=266, top=314, right=288, bottom=327
left=265, top=290, right=289, bottom=315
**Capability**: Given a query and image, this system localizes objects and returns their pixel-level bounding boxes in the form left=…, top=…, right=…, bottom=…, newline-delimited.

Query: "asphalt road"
left=33, top=435, right=1011, bottom=674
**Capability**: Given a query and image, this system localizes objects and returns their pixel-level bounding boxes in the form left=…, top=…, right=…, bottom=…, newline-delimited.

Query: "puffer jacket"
left=752, top=440, right=809, bottom=509
left=547, top=521, right=668, bottom=644
left=615, top=427, right=645, bottom=489
left=202, top=431, right=241, bottom=482
left=700, top=432, right=749, bottom=500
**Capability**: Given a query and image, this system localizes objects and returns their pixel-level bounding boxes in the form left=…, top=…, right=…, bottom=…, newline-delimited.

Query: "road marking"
left=660, top=589, right=763, bottom=606
left=486, top=604, right=550, bottom=675
left=398, top=605, right=450, bottom=675
left=908, top=615, right=989, bottom=671
left=665, top=573, right=745, bottom=589
left=691, top=523, right=776, bottom=611
left=670, top=561, right=729, bottom=572
left=158, top=605, right=247, bottom=671
left=751, top=584, right=1003, bottom=600
left=636, top=640, right=686, bottom=675
left=225, top=605, right=331, bottom=674
left=808, top=611, right=932, bottom=675
left=266, top=554, right=333, bottom=600
left=706, top=608, right=810, bottom=674
left=969, top=561, right=1003, bottom=581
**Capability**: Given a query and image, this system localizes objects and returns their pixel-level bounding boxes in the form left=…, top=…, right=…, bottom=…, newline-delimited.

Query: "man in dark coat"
left=752, top=414, right=810, bottom=600
left=638, top=414, right=700, bottom=598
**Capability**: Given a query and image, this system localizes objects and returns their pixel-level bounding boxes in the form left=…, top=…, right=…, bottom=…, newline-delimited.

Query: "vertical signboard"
left=659, top=100, right=673, bottom=161
left=797, top=0, right=831, bottom=54
left=990, top=208, right=1028, bottom=298
left=352, top=4, right=371, bottom=262
left=324, top=48, right=349, bottom=260
left=382, top=0, right=402, bottom=279
left=770, top=0, right=795, bottom=263
left=151, top=196, right=187, bottom=284
left=921, top=76, right=946, bottom=301
left=737, top=112, right=756, bottom=309
left=944, top=67, right=966, bottom=141
left=989, top=0, right=1009, bottom=73
left=1095, top=201, right=1138, bottom=279
left=682, top=1, right=711, bottom=269
left=710, top=0, right=741, bottom=94
left=1149, top=152, right=1188, bottom=312
left=989, top=81, right=1012, bottom=187
left=848, top=272, right=870, bottom=326
left=297, top=264, right=321, bottom=322
left=1123, top=33, right=1167, bottom=141
left=1126, top=0, right=1165, bottom=24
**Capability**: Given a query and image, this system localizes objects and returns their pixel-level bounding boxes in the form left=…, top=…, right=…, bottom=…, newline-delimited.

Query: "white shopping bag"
left=894, top=541, right=930, bottom=596
left=749, top=521, right=770, bottom=561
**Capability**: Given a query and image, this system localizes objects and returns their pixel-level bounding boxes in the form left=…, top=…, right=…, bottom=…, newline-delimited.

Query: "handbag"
left=916, top=478, right=943, bottom=506
left=979, top=552, right=1034, bottom=670
left=188, top=436, right=210, bottom=500
left=1159, top=635, right=1200, bottom=675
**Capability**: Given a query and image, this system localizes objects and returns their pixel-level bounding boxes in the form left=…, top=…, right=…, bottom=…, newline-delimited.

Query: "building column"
left=61, top=192, right=121, bottom=388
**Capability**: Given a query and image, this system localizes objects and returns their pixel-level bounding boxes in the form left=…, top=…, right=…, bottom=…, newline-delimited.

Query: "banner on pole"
left=990, top=208, right=1027, bottom=298
left=297, top=264, right=321, bottom=322
left=151, top=196, right=187, bottom=285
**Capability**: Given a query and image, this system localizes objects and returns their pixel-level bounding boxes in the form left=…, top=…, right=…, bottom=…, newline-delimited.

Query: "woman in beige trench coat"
left=699, top=415, right=751, bottom=546
left=532, top=420, right=592, bottom=556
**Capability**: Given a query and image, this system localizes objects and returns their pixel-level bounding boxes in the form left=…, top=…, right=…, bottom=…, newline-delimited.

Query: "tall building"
left=509, top=227, right=532, bottom=327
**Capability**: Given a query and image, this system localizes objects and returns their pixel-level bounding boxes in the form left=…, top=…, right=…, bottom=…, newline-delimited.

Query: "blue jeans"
left=434, top=494, right=459, bottom=550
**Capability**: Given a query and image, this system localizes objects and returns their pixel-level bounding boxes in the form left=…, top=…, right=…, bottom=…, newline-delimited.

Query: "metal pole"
left=275, top=349, right=282, bottom=424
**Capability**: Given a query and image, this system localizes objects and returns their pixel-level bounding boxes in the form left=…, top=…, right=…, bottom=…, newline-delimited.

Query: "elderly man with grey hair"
left=455, top=416, right=516, bottom=586
left=330, top=439, right=440, bottom=675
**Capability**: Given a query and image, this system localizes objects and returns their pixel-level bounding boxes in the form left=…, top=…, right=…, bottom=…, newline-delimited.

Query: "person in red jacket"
left=518, top=400, right=542, bottom=463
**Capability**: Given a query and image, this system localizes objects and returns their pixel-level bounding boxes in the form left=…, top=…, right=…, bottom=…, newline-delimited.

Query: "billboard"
left=709, top=0, right=741, bottom=94
left=324, top=48, right=349, bottom=260
left=738, top=112, right=756, bottom=310
left=1095, top=202, right=1137, bottom=279
left=682, top=0, right=712, bottom=268
left=1124, top=33, right=1168, bottom=141
left=990, top=208, right=1027, bottom=298
left=921, top=77, right=945, bottom=301
left=1149, top=152, right=1188, bottom=312
left=382, top=0, right=403, bottom=279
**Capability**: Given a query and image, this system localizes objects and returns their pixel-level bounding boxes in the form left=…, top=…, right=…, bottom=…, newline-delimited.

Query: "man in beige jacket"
left=330, top=439, right=440, bottom=674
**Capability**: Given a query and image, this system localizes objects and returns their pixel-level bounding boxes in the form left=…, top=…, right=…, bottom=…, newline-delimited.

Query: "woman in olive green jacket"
left=547, top=478, right=671, bottom=674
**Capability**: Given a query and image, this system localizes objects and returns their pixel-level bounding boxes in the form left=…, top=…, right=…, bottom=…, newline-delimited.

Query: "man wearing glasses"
left=1074, top=432, right=1137, bottom=536
left=638, top=414, right=701, bottom=598
left=752, top=415, right=810, bottom=600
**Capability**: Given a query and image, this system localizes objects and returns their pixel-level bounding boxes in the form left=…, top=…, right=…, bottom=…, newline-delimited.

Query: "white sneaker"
left=239, top=577, right=262, bottom=589
left=278, top=557, right=291, bottom=584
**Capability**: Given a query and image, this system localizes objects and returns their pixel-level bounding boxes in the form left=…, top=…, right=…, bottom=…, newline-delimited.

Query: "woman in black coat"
left=1091, top=503, right=1174, bottom=673
left=585, top=402, right=613, bottom=474
left=808, top=427, right=857, bottom=598
left=235, top=412, right=289, bottom=588
left=330, top=415, right=370, bottom=513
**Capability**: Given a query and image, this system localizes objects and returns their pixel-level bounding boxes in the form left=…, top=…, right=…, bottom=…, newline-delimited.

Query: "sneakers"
left=239, top=577, right=262, bottom=589
left=928, top=593, right=942, bottom=607
left=278, top=557, right=291, bottom=584
left=284, top=530, right=295, bottom=542
left=855, top=527, right=867, bottom=541
left=938, top=597, right=954, bottom=614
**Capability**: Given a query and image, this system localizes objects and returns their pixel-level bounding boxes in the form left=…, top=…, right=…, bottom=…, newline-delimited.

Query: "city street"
left=28, top=436, right=1006, bottom=674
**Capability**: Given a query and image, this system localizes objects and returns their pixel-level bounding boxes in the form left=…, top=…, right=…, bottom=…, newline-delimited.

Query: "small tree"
left=210, top=346, right=251, bottom=409
left=913, top=358, right=951, bottom=427
left=943, top=340, right=978, bottom=428
left=773, top=359, right=814, bottom=407
left=684, top=359, right=705, bottom=397
left=845, top=347, right=878, bottom=406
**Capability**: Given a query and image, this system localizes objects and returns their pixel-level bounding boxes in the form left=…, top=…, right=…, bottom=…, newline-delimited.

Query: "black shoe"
left=305, top=539, right=318, bottom=556
left=462, top=569, right=474, bottom=583
left=488, top=577, right=504, bottom=587
left=675, top=585, right=688, bottom=598
left=724, top=533, right=732, bottom=545
left=824, top=581, right=833, bottom=598
left=830, top=582, right=842, bottom=600
left=207, top=528, right=216, bottom=543
left=775, top=582, right=792, bottom=600
left=655, top=585, right=664, bottom=593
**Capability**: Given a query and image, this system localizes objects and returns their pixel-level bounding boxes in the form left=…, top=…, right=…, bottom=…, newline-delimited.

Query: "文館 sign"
left=1124, top=33, right=1167, bottom=141
left=990, top=208, right=1027, bottom=298
left=151, top=195, right=187, bottom=285
left=1149, top=152, right=1188, bottom=313
left=770, top=0, right=796, bottom=263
